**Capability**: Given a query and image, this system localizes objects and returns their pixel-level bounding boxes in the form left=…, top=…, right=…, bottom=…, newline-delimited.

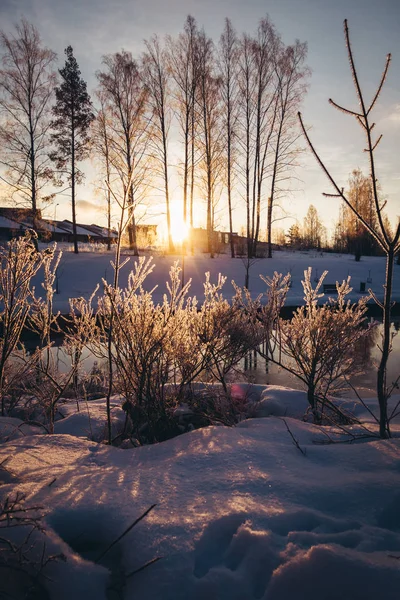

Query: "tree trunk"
left=245, top=111, right=251, bottom=259
left=267, top=196, right=273, bottom=258
left=162, top=119, right=174, bottom=254
left=105, top=134, right=112, bottom=251
left=377, top=248, right=395, bottom=438
left=190, top=101, right=195, bottom=255
left=128, top=203, right=139, bottom=256
left=71, top=128, right=78, bottom=255
left=227, top=109, right=235, bottom=259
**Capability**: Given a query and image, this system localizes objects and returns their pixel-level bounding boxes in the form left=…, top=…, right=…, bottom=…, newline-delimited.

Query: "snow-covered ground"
left=34, top=246, right=400, bottom=313
left=1, top=386, right=400, bottom=599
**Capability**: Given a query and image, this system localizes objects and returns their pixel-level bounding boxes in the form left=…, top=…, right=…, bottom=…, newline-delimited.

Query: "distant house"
left=0, top=207, right=117, bottom=245
left=0, top=207, right=40, bottom=225
left=121, top=224, right=158, bottom=249
left=191, top=228, right=239, bottom=254
left=0, top=207, right=45, bottom=241
left=82, top=224, right=118, bottom=245
left=55, top=220, right=103, bottom=243
left=53, top=221, right=118, bottom=244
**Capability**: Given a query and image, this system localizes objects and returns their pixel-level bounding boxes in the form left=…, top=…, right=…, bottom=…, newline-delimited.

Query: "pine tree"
left=51, top=46, right=94, bottom=254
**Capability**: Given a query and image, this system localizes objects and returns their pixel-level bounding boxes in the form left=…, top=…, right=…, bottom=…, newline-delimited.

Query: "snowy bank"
left=0, top=385, right=400, bottom=599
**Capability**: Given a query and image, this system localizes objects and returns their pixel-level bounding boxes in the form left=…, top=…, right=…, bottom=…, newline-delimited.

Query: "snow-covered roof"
left=86, top=224, right=118, bottom=238
left=57, top=220, right=103, bottom=237
left=0, top=215, right=23, bottom=229
left=35, top=220, right=69, bottom=234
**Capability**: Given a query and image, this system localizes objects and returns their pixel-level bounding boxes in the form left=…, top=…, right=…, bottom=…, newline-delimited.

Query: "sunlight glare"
left=170, top=210, right=189, bottom=245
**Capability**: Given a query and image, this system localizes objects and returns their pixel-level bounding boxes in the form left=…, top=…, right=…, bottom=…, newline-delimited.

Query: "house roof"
left=0, top=215, right=23, bottom=230
left=35, top=220, right=70, bottom=234
left=56, top=220, right=104, bottom=237
left=84, top=224, right=118, bottom=239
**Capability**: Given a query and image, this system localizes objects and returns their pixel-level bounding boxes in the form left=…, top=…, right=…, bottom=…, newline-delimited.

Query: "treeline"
left=0, top=16, right=309, bottom=256
left=280, top=169, right=392, bottom=257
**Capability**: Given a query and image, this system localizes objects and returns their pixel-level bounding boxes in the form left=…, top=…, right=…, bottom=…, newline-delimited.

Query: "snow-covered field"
left=1, top=386, right=400, bottom=599
left=2, top=247, right=399, bottom=599
left=34, top=246, right=400, bottom=313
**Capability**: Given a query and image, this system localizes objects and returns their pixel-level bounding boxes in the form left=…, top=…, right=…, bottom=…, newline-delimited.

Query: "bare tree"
left=91, top=92, right=114, bottom=250
left=218, top=18, right=239, bottom=258
left=250, top=18, right=279, bottom=258
left=197, top=29, right=224, bottom=257
left=0, top=19, right=56, bottom=219
left=97, top=51, right=150, bottom=255
left=302, top=204, right=326, bottom=249
left=142, top=36, right=174, bottom=253
left=298, top=20, right=400, bottom=438
left=237, top=34, right=257, bottom=258
left=339, top=169, right=380, bottom=260
left=168, top=15, right=199, bottom=246
left=267, top=39, right=309, bottom=258
left=236, top=19, right=279, bottom=258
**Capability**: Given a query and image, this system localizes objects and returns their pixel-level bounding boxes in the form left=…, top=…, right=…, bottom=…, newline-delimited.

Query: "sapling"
left=298, top=20, right=400, bottom=436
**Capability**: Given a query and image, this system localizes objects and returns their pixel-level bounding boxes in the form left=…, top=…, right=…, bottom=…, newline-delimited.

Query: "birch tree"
left=0, top=19, right=56, bottom=218
left=142, top=35, right=174, bottom=253
left=97, top=51, right=150, bottom=255
left=218, top=18, right=239, bottom=258
left=237, top=19, right=279, bottom=258
left=267, top=39, right=309, bottom=258
left=197, top=29, right=224, bottom=257
left=91, top=92, right=114, bottom=250
left=168, top=16, right=199, bottom=243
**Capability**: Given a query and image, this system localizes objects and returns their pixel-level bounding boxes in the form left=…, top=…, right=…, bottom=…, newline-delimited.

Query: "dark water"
left=20, top=317, right=400, bottom=399
left=240, top=320, right=400, bottom=397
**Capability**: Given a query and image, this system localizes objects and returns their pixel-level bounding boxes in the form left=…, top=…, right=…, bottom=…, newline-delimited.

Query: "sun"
left=169, top=206, right=189, bottom=245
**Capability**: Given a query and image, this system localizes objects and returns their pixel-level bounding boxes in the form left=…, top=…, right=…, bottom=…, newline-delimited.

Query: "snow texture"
left=0, top=385, right=399, bottom=599
left=33, top=247, right=400, bottom=313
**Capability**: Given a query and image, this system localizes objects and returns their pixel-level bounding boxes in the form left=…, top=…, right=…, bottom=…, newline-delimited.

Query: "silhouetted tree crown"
left=51, top=45, right=95, bottom=253
left=51, top=45, right=94, bottom=172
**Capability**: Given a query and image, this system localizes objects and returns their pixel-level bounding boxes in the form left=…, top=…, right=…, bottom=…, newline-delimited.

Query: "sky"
left=0, top=0, right=399, bottom=239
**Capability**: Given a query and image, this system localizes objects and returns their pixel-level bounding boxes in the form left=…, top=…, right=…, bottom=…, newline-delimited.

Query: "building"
left=0, top=207, right=118, bottom=245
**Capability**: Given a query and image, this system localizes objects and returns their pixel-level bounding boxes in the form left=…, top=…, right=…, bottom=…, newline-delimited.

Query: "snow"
left=32, top=247, right=400, bottom=313
left=1, top=386, right=400, bottom=599
left=54, top=396, right=126, bottom=441
left=2, top=246, right=400, bottom=597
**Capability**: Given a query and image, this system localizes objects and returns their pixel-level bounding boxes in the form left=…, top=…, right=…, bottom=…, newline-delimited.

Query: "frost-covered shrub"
left=22, top=250, right=97, bottom=432
left=94, top=261, right=268, bottom=442
left=196, top=274, right=258, bottom=397
left=97, top=259, right=184, bottom=442
left=0, top=234, right=52, bottom=416
left=277, top=268, right=372, bottom=421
